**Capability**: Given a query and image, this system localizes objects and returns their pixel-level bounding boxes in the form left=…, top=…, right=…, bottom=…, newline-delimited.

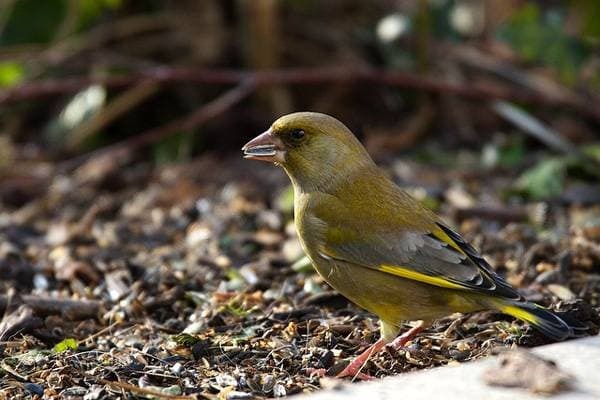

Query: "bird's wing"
left=320, top=222, right=522, bottom=300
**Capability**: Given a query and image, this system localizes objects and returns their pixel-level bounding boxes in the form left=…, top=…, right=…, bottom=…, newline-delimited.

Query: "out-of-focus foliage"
left=153, top=131, right=193, bottom=165
left=576, top=0, right=600, bottom=39
left=1, top=0, right=122, bottom=45
left=1, top=0, right=66, bottom=45
left=0, top=61, right=24, bottom=87
left=77, top=0, right=123, bottom=30
left=53, top=338, right=78, bottom=353
left=0, top=0, right=598, bottom=170
left=45, top=85, right=107, bottom=145
left=517, top=158, right=566, bottom=200
left=498, top=3, right=590, bottom=84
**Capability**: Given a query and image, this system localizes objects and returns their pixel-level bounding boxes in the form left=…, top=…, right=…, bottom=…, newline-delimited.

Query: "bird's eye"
left=290, top=129, right=305, bottom=140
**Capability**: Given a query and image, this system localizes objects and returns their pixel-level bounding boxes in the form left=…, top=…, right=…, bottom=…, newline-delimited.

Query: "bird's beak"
left=242, top=129, right=285, bottom=163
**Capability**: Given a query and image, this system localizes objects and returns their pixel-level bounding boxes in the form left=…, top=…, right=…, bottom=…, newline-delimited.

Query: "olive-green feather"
left=256, top=112, right=578, bottom=341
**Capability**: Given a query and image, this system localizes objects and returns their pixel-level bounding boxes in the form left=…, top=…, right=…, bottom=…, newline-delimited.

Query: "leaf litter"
left=0, top=154, right=599, bottom=399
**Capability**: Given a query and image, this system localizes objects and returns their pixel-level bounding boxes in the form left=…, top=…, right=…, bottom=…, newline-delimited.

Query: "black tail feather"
left=497, top=301, right=574, bottom=341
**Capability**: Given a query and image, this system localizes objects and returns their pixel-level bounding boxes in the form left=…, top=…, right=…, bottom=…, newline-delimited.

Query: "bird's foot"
left=305, top=368, right=326, bottom=378
left=334, top=323, right=427, bottom=380
left=387, top=322, right=425, bottom=351
left=337, top=369, right=375, bottom=381
left=335, top=338, right=386, bottom=380
left=305, top=366, right=373, bottom=380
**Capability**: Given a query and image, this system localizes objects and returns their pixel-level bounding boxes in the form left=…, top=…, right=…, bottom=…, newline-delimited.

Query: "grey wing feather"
left=324, top=223, right=522, bottom=300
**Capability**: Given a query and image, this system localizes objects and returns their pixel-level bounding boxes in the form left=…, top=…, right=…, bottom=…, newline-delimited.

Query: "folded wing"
left=320, top=222, right=522, bottom=300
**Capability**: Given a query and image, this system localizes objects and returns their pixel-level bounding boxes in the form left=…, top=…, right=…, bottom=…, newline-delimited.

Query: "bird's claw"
left=305, top=368, right=327, bottom=378
left=336, top=365, right=375, bottom=381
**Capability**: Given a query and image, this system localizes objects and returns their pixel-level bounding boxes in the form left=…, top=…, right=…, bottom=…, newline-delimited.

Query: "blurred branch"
left=104, top=79, right=256, bottom=154
left=3, top=67, right=600, bottom=122
left=53, top=0, right=80, bottom=42
left=454, top=205, right=528, bottom=224
left=98, top=378, right=206, bottom=400
left=0, top=14, right=171, bottom=72
left=494, top=101, right=600, bottom=176
left=366, top=101, right=435, bottom=155
left=0, top=0, right=17, bottom=37
left=62, top=80, right=256, bottom=174
left=493, top=101, right=583, bottom=156
left=452, top=46, right=587, bottom=107
left=0, top=295, right=101, bottom=320
left=242, top=0, right=292, bottom=115
left=66, top=82, right=160, bottom=150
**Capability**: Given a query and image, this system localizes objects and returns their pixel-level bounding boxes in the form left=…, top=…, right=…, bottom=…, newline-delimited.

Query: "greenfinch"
left=242, top=112, right=574, bottom=378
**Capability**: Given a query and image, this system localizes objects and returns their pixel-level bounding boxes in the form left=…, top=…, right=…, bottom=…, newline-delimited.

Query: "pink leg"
left=305, top=368, right=326, bottom=378
left=334, top=322, right=426, bottom=380
left=336, top=338, right=387, bottom=380
left=388, top=323, right=425, bottom=350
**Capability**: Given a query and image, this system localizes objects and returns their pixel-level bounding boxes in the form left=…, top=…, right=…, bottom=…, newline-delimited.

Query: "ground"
left=0, top=150, right=599, bottom=399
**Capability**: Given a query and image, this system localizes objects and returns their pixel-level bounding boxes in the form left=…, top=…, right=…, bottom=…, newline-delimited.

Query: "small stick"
left=60, top=79, right=256, bottom=173
left=2, top=67, right=599, bottom=121
left=455, top=206, right=528, bottom=223
left=99, top=378, right=214, bottom=400
left=78, top=320, right=123, bottom=346
left=0, top=295, right=101, bottom=320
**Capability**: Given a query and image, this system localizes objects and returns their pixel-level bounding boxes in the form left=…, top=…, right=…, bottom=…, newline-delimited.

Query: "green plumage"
left=245, top=112, right=574, bottom=342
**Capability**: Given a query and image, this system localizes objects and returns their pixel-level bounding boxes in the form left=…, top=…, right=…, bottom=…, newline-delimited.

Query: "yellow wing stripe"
left=498, top=304, right=539, bottom=324
left=431, top=228, right=465, bottom=254
left=379, top=265, right=464, bottom=290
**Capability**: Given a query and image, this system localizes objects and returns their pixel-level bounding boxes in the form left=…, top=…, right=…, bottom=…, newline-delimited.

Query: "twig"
left=242, top=0, right=292, bottom=115
left=454, top=206, right=528, bottom=224
left=61, top=80, right=256, bottom=172
left=99, top=378, right=214, bottom=400
left=0, top=295, right=101, bottom=320
left=2, top=67, right=600, bottom=122
left=78, top=320, right=123, bottom=346
left=452, top=46, right=575, bottom=99
left=493, top=101, right=582, bottom=156
left=0, top=2, right=16, bottom=39
left=0, top=305, right=43, bottom=342
left=1, top=14, right=171, bottom=66
left=67, top=81, right=160, bottom=150
left=366, top=100, right=435, bottom=155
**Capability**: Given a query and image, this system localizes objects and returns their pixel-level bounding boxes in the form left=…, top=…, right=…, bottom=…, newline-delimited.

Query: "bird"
left=242, top=112, right=575, bottom=379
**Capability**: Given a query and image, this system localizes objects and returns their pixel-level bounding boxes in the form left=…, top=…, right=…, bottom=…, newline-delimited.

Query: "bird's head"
left=243, top=112, right=374, bottom=191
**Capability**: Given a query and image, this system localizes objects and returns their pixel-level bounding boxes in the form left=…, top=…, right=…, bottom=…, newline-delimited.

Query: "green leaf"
left=0, top=62, right=24, bottom=88
left=152, top=131, right=193, bottom=165
left=291, top=256, right=313, bottom=273
left=575, top=0, right=600, bottom=39
left=225, top=300, right=252, bottom=317
left=516, top=158, right=566, bottom=200
left=53, top=338, right=78, bottom=353
left=497, top=3, right=590, bottom=84
left=582, top=143, right=600, bottom=162
left=1, top=0, right=67, bottom=45
left=77, top=0, right=123, bottom=30
left=303, top=276, right=324, bottom=295
left=45, top=85, right=106, bottom=146
left=143, top=385, right=182, bottom=400
left=171, top=333, right=202, bottom=347
left=499, top=137, right=526, bottom=168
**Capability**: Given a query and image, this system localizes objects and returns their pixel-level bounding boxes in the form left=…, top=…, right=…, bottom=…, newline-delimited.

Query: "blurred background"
left=0, top=1, right=599, bottom=397
left=1, top=0, right=599, bottom=174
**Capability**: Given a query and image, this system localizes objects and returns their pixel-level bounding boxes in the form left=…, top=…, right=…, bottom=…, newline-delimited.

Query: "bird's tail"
left=492, top=300, right=573, bottom=340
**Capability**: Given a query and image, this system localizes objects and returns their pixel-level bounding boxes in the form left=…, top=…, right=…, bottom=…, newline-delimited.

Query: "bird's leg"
left=387, top=321, right=426, bottom=351
left=336, top=321, right=426, bottom=380
left=335, top=337, right=387, bottom=380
